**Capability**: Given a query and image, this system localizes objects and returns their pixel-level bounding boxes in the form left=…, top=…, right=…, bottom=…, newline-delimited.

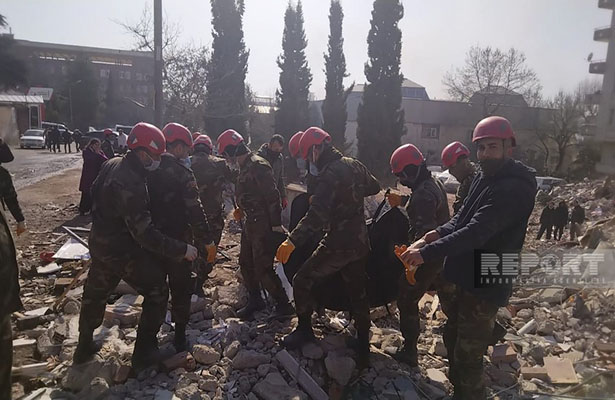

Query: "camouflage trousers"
left=79, top=253, right=169, bottom=337
left=206, top=212, right=225, bottom=246
left=0, top=314, right=12, bottom=400
left=239, top=220, right=287, bottom=304
left=438, top=282, right=499, bottom=400
left=165, top=260, right=193, bottom=325
left=397, top=259, right=443, bottom=356
left=293, top=244, right=370, bottom=336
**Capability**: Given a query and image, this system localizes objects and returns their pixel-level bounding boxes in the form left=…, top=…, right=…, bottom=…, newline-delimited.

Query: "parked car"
left=20, top=129, right=46, bottom=149
left=536, top=176, right=566, bottom=192
left=78, top=130, right=119, bottom=151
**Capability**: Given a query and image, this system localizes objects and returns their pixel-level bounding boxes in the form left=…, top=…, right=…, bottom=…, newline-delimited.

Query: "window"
left=421, top=124, right=440, bottom=139
left=124, top=71, right=131, bottom=80
left=100, top=69, right=110, bottom=78
left=136, top=72, right=143, bottom=81
left=119, top=71, right=124, bottom=79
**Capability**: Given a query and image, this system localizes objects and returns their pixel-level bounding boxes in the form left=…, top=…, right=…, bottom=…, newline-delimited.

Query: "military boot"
left=393, top=343, right=418, bottom=367
left=174, top=323, right=187, bottom=352
left=282, top=314, right=315, bottom=349
left=270, top=298, right=295, bottom=321
left=131, top=333, right=160, bottom=372
left=237, top=293, right=266, bottom=320
left=73, top=331, right=102, bottom=364
left=194, top=276, right=206, bottom=298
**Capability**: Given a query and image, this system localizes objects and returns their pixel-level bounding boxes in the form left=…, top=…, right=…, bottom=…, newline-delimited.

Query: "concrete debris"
left=253, top=372, right=308, bottom=400
left=192, top=344, right=221, bottom=365
left=231, top=350, right=271, bottom=370
left=324, top=353, right=355, bottom=386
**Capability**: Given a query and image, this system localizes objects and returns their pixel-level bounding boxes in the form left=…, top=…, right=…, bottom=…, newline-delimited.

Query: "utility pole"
left=154, top=0, right=163, bottom=127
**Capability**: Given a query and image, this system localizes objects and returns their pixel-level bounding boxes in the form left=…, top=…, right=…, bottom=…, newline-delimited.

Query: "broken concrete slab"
left=595, top=341, right=615, bottom=353
left=544, top=357, right=579, bottom=384
left=253, top=372, right=308, bottom=400
left=325, top=353, right=355, bottom=386
left=491, top=343, right=518, bottom=364
left=520, top=367, right=550, bottom=381
left=302, top=341, right=324, bottom=360
left=232, top=350, right=271, bottom=370
left=192, top=344, right=221, bottom=365
left=276, top=350, right=329, bottom=400
left=426, top=368, right=449, bottom=386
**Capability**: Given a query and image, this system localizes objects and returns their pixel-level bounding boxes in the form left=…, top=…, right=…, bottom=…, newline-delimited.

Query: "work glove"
left=272, top=226, right=286, bottom=234
left=184, top=244, right=198, bottom=261
left=276, top=239, right=296, bottom=264
left=281, top=198, right=288, bottom=210
left=394, top=245, right=417, bottom=285
left=205, top=242, right=217, bottom=264
left=386, top=192, right=403, bottom=208
left=233, top=208, right=243, bottom=221
left=16, top=221, right=26, bottom=236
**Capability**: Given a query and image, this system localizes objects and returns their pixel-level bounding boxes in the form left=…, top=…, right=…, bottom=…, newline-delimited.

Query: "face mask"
left=309, top=162, right=319, bottom=176
left=180, top=157, right=191, bottom=168
left=142, top=152, right=160, bottom=172
left=479, top=158, right=506, bottom=176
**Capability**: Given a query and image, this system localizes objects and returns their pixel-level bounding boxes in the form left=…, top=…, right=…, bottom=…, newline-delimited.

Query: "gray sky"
left=0, top=0, right=609, bottom=100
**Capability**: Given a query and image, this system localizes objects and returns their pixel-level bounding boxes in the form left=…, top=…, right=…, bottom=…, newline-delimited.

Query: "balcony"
left=599, top=0, right=615, bottom=9
left=595, top=26, right=614, bottom=41
left=589, top=60, right=607, bottom=74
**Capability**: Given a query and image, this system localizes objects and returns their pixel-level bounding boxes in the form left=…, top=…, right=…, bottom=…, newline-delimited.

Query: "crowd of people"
left=537, top=199, right=586, bottom=241
left=2, top=116, right=545, bottom=399
left=43, top=126, right=82, bottom=153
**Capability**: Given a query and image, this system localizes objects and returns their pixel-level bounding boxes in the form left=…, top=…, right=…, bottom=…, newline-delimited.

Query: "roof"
left=0, top=93, right=44, bottom=104
left=15, top=39, right=154, bottom=59
left=352, top=79, right=426, bottom=93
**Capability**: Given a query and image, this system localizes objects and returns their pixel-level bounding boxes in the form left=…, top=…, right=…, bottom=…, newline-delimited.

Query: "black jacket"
left=554, top=204, right=568, bottom=227
left=420, top=159, right=537, bottom=305
left=570, top=206, right=585, bottom=224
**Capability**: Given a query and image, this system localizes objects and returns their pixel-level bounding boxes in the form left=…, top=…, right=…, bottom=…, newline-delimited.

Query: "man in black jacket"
left=537, top=202, right=555, bottom=240
left=400, top=116, right=537, bottom=399
left=570, top=200, right=586, bottom=240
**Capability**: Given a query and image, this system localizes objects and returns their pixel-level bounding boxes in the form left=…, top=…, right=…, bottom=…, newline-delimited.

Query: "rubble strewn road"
left=8, top=169, right=615, bottom=400
left=4, top=149, right=81, bottom=189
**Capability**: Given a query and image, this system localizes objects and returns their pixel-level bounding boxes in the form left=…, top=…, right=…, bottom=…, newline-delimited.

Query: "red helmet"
left=472, top=116, right=516, bottom=146
left=217, top=129, right=244, bottom=155
left=390, top=144, right=425, bottom=174
left=162, top=122, right=193, bottom=148
left=289, top=131, right=304, bottom=158
left=441, top=141, right=470, bottom=169
left=299, top=127, right=331, bottom=160
left=194, top=134, right=213, bottom=150
left=128, top=122, right=166, bottom=155
left=192, top=132, right=201, bottom=142
left=103, top=128, right=114, bottom=137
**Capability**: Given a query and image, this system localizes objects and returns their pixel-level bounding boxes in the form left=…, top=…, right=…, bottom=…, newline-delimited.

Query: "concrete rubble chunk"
left=520, top=366, right=549, bottom=381
left=253, top=372, right=308, bottom=400
left=491, top=343, right=517, bottom=364
left=544, top=357, right=579, bottom=384
left=325, top=353, right=355, bottom=386
left=162, top=351, right=196, bottom=372
left=302, top=341, right=324, bottom=360
left=232, top=350, right=271, bottom=370
left=224, top=340, right=241, bottom=359
left=276, top=350, right=329, bottom=400
left=426, top=368, right=449, bottom=386
left=192, top=344, right=221, bottom=365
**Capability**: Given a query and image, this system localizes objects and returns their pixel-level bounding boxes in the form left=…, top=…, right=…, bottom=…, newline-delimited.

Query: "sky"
left=0, top=0, right=610, bottom=100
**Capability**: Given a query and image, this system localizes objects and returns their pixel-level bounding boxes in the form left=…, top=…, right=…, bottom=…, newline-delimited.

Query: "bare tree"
left=544, top=90, right=584, bottom=174
left=443, top=45, right=542, bottom=116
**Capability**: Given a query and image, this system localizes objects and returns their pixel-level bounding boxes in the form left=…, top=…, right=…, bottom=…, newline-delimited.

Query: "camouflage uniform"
left=397, top=175, right=450, bottom=363
left=191, top=151, right=234, bottom=246
left=147, top=153, right=212, bottom=326
left=452, top=163, right=477, bottom=214
left=0, top=207, right=20, bottom=399
left=289, top=147, right=380, bottom=346
left=257, top=143, right=287, bottom=201
left=81, top=152, right=187, bottom=344
left=236, top=154, right=288, bottom=305
left=0, top=166, right=25, bottom=224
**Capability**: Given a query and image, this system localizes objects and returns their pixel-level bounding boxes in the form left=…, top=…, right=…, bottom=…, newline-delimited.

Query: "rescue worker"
left=441, top=141, right=477, bottom=214
left=102, top=128, right=115, bottom=159
left=147, top=123, right=216, bottom=351
left=191, top=134, right=235, bottom=295
left=400, top=116, right=537, bottom=399
left=74, top=122, right=199, bottom=371
left=217, top=129, right=294, bottom=320
left=0, top=190, right=21, bottom=399
left=276, top=127, right=380, bottom=368
left=0, top=139, right=26, bottom=236
left=288, top=130, right=317, bottom=195
left=385, top=144, right=450, bottom=367
left=257, top=134, right=288, bottom=209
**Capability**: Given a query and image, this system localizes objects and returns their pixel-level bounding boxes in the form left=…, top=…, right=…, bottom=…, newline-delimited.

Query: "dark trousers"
left=0, top=314, right=12, bottom=400
left=553, top=224, right=565, bottom=241
left=166, top=260, right=193, bottom=325
left=79, top=191, right=92, bottom=214
left=52, top=141, right=61, bottom=153
left=79, top=253, right=168, bottom=338
left=64, top=142, right=72, bottom=153
left=293, top=244, right=370, bottom=338
left=536, top=224, right=552, bottom=240
left=439, top=283, right=499, bottom=400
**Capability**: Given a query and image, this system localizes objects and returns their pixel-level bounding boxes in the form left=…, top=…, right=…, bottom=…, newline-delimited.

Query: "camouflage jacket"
left=236, top=153, right=282, bottom=226
left=0, top=208, right=21, bottom=316
left=407, top=176, right=450, bottom=241
left=147, top=153, right=212, bottom=253
left=89, top=151, right=187, bottom=263
left=102, top=139, right=114, bottom=159
left=289, top=147, right=381, bottom=251
left=191, top=152, right=234, bottom=217
left=257, top=143, right=287, bottom=199
left=0, top=166, right=24, bottom=222
left=452, top=163, right=477, bottom=214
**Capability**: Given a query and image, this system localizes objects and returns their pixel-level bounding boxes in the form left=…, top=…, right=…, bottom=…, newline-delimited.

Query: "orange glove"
left=206, top=243, right=217, bottom=264
left=386, top=192, right=403, bottom=208
left=233, top=208, right=243, bottom=221
left=16, top=221, right=26, bottom=236
left=276, top=239, right=296, bottom=264
left=394, top=244, right=417, bottom=285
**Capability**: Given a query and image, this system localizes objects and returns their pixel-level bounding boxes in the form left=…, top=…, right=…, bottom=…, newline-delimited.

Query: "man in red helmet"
left=147, top=123, right=216, bottom=351
left=75, top=122, right=199, bottom=371
left=400, top=116, right=537, bottom=399
left=276, top=127, right=380, bottom=369
left=258, top=134, right=288, bottom=209
left=441, top=141, right=477, bottom=214
left=217, top=129, right=295, bottom=320
left=191, top=134, right=235, bottom=296
left=386, top=144, right=450, bottom=367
